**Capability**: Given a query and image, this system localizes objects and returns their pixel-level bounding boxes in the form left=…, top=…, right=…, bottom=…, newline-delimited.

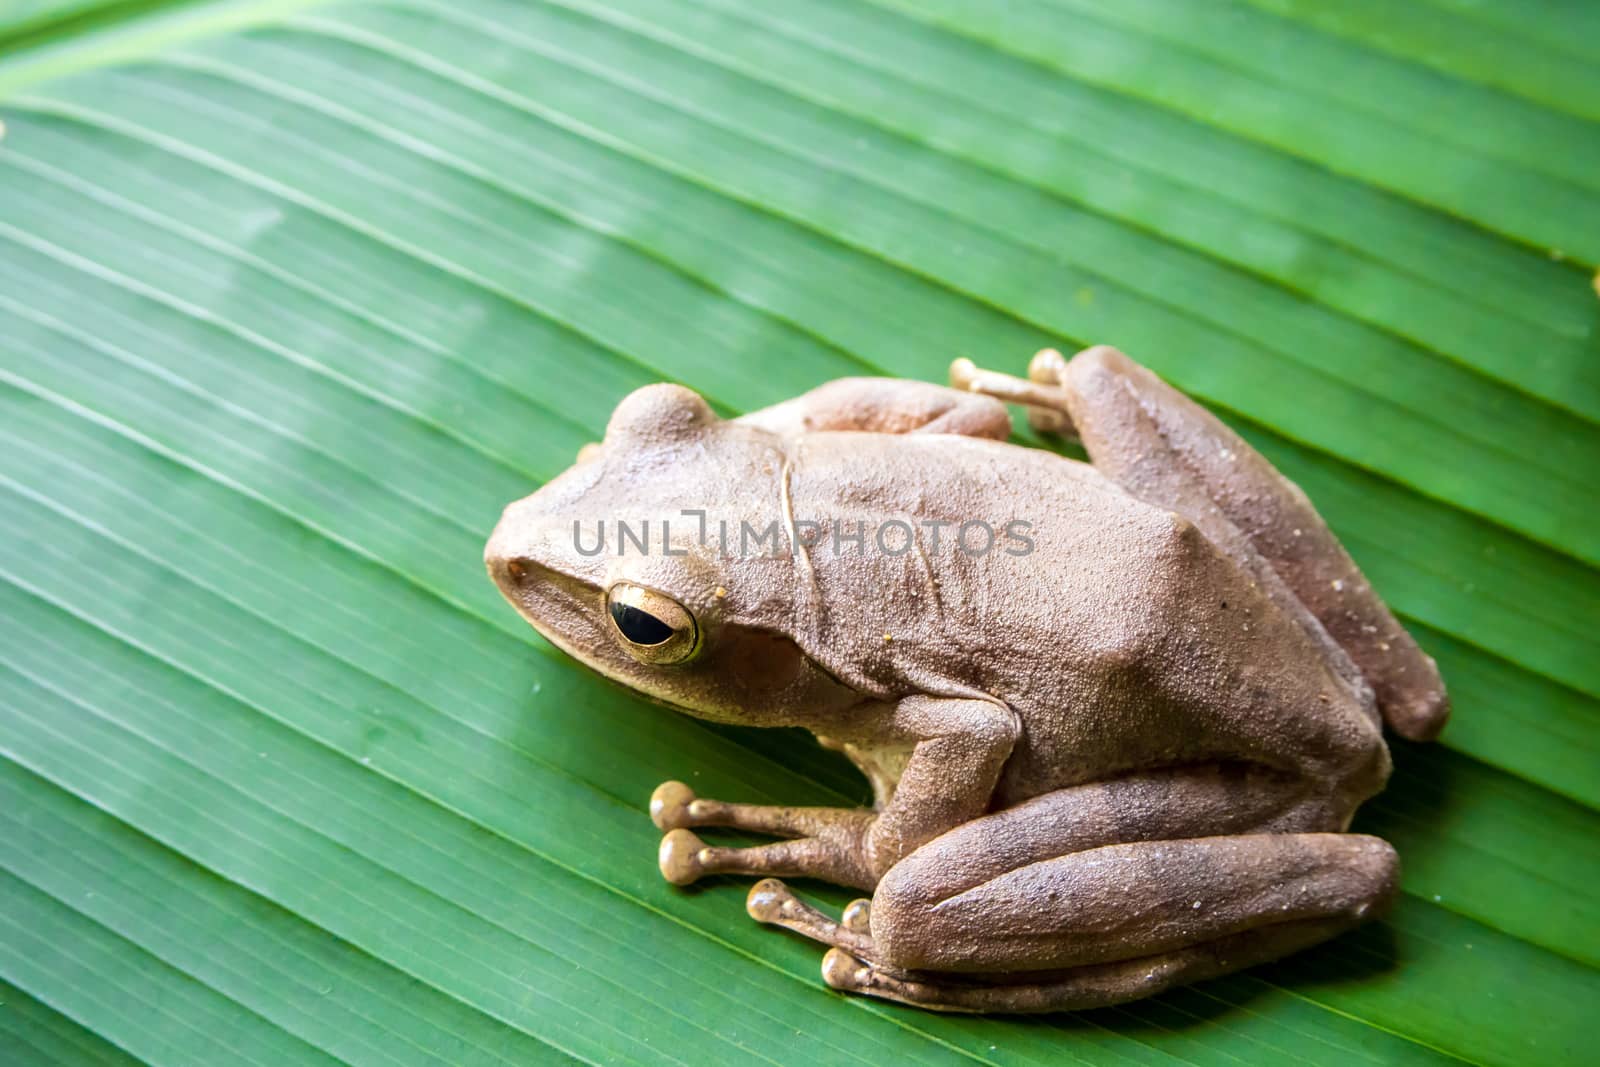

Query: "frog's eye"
left=606, top=583, right=699, bottom=665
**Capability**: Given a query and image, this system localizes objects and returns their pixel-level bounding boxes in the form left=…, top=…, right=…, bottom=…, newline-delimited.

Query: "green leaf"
left=1, top=1, right=1595, bottom=1064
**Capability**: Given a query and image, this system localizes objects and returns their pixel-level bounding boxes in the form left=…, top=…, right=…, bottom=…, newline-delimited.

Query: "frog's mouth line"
left=498, top=557, right=709, bottom=718
left=536, top=612, right=701, bottom=717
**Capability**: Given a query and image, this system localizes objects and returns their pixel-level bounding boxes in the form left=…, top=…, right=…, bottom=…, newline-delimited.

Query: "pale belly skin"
left=485, top=346, right=1448, bottom=1013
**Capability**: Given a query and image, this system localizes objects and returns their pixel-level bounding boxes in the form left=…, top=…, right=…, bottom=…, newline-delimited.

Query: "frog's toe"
left=821, top=949, right=1056, bottom=1013
left=658, top=827, right=708, bottom=885
left=1027, top=346, right=1071, bottom=385
left=821, top=947, right=871, bottom=992
left=948, top=355, right=1074, bottom=435
left=745, top=878, right=793, bottom=923
left=823, top=948, right=962, bottom=1008
left=745, top=877, right=829, bottom=929
left=649, top=780, right=698, bottom=831
left=748, top=879, right=877, bottom=957
left=842, top=898, right=872, bottom=935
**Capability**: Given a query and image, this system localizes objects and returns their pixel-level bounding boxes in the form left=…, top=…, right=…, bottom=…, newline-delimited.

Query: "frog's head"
left=485, top=384, right=858, bottom=725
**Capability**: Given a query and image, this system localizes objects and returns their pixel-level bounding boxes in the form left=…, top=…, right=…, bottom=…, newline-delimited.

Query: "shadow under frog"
left=484, top=346, right=1448, bottom=1013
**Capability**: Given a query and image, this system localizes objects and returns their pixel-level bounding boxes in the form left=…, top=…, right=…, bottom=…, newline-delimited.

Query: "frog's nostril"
left=491, top=557, right=540, bottom=602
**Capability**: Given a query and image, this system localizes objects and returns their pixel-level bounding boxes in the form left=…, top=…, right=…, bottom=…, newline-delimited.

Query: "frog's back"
left=789, top=431, right=1383, bottom=808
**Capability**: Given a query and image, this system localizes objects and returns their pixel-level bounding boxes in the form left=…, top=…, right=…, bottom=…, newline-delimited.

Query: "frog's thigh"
left=1036, top=346, right=1445, bottom=741
left=870, top=831, right=1397, bottom=976
left=741, top=765, right=1327, bottom=947
left=898, top=763, right=1334, bottom=901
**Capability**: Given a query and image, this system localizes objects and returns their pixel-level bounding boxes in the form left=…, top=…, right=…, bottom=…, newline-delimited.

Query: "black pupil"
left=610, top=602, right=675, bottom=645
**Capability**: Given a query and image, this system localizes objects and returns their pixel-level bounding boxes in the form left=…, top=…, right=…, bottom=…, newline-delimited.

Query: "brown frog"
left=484, top=346, right=1447, bottom=1012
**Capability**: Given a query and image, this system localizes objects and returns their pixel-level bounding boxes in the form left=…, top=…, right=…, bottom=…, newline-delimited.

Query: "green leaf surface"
left=1, top=1, right=1595, bottom=1064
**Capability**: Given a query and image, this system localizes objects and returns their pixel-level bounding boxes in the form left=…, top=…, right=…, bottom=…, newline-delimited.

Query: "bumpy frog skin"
left=485, top=347, right=1448, bottom=1013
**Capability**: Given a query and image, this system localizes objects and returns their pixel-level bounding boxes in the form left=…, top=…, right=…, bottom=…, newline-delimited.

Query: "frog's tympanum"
left=486, top=347, right=1447, bottom=1013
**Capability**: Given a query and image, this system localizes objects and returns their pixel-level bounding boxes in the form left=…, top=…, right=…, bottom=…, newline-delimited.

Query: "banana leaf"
left=1, top=1, right=1595, bottom=1063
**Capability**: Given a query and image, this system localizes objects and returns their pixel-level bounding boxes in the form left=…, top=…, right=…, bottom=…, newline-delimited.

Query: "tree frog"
left=484, top=346, right=1448, bottom=1013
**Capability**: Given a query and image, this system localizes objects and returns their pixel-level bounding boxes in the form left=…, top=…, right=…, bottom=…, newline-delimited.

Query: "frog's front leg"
left=650, top=695, right=1017, bottom=892
left=650, top=784, right=878, bottom=890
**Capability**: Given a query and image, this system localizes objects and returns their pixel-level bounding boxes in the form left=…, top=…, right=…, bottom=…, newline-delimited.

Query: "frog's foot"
left=744, top=878, right=876, bottom=957
left=652, top=825, right=876, bottom=895
left=656, top=828, right=876, bottom=890
left=821, top=949, right=1009, bottom=1013
left=650, top=781, right=876, bottom=888
left=949, top=352, right=1076, bottom=436
left=658, top=828, right=816, bottom=885
left=825, top=902, right=1376, bottom=1017
left=653, top=791, right=879, bottom=892
left=821, top=909, right=1368, bottom=1014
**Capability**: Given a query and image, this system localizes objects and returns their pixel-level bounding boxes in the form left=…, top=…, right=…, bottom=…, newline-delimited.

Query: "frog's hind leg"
left=952, top=346, right=1448, bottom=741
left=844, top=831, right=1398, bottom=1013
left=744, top=763, right=1369, bottom=1007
